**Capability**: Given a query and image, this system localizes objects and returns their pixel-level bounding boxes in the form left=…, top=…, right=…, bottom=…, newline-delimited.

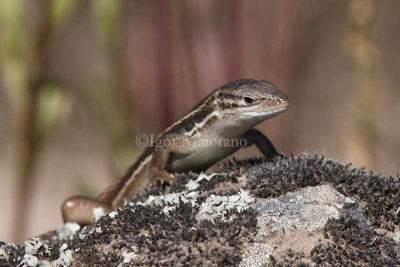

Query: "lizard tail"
left=61, top=195, right=111, bottom=226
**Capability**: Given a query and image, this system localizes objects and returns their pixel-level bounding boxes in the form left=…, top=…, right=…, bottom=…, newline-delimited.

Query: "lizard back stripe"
left=97, top=145, right=154, bottom=204
left=163, top=90, right=217, bottom=136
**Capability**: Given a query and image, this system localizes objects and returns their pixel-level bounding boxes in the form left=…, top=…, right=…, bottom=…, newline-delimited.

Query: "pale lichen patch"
left=93, top=207, right=105, bottom=221
left=197, top=189, right=256, bottom=221
left=240, top=185, right=360, bottom=267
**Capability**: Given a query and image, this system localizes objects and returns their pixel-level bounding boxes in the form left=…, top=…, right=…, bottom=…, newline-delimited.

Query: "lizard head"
left=216, top=79, right=289, bottom=124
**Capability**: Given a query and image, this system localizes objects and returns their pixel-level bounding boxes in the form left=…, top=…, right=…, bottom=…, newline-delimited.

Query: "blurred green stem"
left=151, top=0, right=174, bottom=130
left=9, top=0, right=53, bottom=243
left=343, top=0, right=379, bottom=168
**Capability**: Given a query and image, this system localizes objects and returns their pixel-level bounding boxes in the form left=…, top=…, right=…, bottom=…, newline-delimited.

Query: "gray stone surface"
left=1, top=155, right=400, bottom=266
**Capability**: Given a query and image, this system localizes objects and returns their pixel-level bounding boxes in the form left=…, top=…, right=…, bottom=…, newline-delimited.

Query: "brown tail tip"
left=61, top=196, right=111, bottom=226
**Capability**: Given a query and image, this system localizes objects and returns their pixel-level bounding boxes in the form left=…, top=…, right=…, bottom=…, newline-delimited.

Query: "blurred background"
left=0, top=0, right=399, bottom=243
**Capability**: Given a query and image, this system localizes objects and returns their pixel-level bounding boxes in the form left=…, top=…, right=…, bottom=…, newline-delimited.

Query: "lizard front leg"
left=149, top=148, right=174, bottom=187
left=149, top=136, right=192, bottom=187
left=241, top=129, right=282, bottom=160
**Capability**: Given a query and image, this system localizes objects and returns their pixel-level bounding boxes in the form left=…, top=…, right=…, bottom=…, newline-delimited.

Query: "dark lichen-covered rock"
left=1, top=154, right=399, bottom=266
left=309, top=216, right=400, bottom=266
left=244, top=155, right=400, bottom=231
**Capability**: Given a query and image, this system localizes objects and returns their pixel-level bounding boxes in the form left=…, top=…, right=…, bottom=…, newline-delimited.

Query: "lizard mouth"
left=268, top=105, right=289, bottom=116
left=239, top=105, right=288, bottom=119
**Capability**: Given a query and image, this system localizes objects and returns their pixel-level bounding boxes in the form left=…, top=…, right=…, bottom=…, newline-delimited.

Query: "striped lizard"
left=61, top=79, right=289, bottom=225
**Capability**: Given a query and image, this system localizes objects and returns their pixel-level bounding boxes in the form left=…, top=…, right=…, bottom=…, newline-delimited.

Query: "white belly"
left=168, top=137, right=240, bottom=173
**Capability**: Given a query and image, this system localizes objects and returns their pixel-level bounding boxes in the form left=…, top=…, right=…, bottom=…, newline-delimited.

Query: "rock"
left=1, top=154, right=400, bottom=266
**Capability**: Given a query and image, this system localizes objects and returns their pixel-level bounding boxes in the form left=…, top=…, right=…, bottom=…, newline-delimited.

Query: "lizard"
left=61, top=79, right=289, bottom=225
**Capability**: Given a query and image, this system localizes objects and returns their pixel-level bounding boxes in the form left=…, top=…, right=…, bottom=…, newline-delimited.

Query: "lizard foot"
left=150, top=169, right=175, bottom=188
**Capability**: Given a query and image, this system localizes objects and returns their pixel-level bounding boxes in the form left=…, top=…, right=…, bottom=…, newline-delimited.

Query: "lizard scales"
left=62, top=79, right=289, bottom=225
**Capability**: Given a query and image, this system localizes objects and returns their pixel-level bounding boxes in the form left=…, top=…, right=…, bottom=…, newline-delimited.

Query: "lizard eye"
left=244, top=97, right=255, bottom=104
